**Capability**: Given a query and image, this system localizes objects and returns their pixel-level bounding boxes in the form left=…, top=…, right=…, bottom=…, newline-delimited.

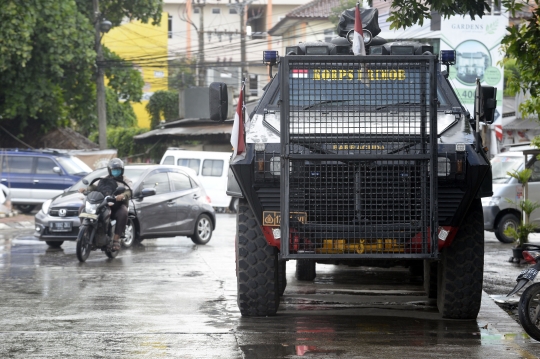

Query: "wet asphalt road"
left=0, top=213, right=539, bottom=358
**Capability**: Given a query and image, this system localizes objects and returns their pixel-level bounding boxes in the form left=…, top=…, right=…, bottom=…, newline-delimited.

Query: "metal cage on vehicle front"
left=278, top=55, right=439, bottom=260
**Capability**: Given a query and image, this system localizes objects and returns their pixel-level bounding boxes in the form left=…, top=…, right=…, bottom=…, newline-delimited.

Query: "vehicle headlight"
left=85, top=201, right=99, bottom=214
left=270, top=157, right=281, bottom=176
left=41, top=199, right=52, bottom=214
left=437, top=157, right=451, bottom=176
left=489, top=196, right=501, bottom=207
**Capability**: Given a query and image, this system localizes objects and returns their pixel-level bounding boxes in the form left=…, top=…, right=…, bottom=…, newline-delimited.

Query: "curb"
left=0, top=210, right=19, bottom=218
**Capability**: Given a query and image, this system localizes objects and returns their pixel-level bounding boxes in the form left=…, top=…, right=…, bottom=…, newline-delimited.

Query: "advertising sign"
left=440, top=15, right=508, bottom=124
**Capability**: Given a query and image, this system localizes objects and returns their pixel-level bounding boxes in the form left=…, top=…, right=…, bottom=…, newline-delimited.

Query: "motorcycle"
left=76, top=182, right=127, bottom=262
left=507, top=245, right=540, bottom=341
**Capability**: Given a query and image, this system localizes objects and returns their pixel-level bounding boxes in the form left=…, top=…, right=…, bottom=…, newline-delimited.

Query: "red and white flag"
left=231, top=86, right=246, bottom=162
left=495, top=124, right=503, bottom=141
left=352, top=4, right=366, bottom=56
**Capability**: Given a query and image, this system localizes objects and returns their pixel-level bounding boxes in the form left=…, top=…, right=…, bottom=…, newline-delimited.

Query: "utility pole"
left=229, top=0, right=255, bottom=82
left=193, top=0, right=206, bottom=86
left=93, top=0, right=107, bottom=150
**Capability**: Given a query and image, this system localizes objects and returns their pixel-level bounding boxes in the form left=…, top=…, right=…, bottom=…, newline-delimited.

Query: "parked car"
left=34, top=164, right=216, bottom=248
left=0, top=149, right=92, bottom=213
left=482, top=145, right=540, bottom=243
left=160, top=149, right=237, bottom=212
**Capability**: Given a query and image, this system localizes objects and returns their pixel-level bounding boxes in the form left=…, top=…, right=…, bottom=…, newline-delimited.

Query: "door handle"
left=193, top=194, right=199, bottom=199
left=33, top=180, right=39, bottom=183
left=167, top=200, right=175, bottom=207
left=1, top=178, right=6, bottom=182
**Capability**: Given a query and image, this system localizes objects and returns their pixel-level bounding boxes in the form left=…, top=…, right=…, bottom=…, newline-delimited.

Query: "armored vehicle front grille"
left=279, top=55, right=438, bottom=259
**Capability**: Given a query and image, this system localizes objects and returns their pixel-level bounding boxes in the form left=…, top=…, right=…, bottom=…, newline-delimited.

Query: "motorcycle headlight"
left=85, top=201, right=99, bottom=214
left=41, top=199, right=52, bottom=214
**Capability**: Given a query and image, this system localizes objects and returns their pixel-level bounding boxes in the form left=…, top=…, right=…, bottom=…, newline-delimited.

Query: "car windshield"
left=56, top=156, right=92, bottom=175
left=491, top=155, right=524, bottom=184
left=69, top=167, right=147, bottom=191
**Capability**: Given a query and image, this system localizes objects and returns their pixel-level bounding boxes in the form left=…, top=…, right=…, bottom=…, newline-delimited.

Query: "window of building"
left=168, top=14, right=172, bottom=39
left=229, top=8, right=237, bottom=14
left=193, top=7, right=200, bottom=14
left=212, top=8, right=221, bottom=14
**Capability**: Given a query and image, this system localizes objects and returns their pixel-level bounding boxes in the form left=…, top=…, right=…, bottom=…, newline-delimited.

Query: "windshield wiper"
left=375, top=102, right=421, bottom=110
left=303, top=100, right=347, bottom=110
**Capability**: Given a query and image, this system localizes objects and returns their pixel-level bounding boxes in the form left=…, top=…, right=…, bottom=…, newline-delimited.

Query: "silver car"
left=34, top=165, right=216, bottom=248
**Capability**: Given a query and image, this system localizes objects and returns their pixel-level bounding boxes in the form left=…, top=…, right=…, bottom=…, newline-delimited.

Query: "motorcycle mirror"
left=114, top=186, right=126, bottom=195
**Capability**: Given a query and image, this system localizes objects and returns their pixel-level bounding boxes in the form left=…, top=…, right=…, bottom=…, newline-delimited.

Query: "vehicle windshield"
left=491, top=155, right=524, bottom=184
left=69, top=167, right=147, bottom=191
left=56, top=156, right=92, bottom=175
left=288, top=67, right=446, bottom=108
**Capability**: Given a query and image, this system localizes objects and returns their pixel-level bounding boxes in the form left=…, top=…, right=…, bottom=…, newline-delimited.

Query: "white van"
left=482, top=144, right=540, bottom=243
left=160, top=149, right=234, bottom=210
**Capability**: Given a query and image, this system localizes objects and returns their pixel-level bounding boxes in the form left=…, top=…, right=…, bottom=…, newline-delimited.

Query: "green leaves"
left=145, top=91, right=180, bottom=129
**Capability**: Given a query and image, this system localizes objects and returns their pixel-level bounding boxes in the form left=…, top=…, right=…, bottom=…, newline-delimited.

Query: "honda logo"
left=59, top=209, right=67, bottom=217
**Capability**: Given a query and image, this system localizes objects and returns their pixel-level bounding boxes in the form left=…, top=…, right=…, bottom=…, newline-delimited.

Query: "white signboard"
left=440, top=15, right=508, bottom=124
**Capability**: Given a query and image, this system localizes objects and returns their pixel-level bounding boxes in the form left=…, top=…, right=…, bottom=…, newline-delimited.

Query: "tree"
left=501, top=1, right=540, bottom=120
left=146, top=91, right=180, bottom=129
left=0, top=0, right=162, bottom=141
left=168, top=57, right=196, bottom=91
left=329, top=0, right=365, bottom=26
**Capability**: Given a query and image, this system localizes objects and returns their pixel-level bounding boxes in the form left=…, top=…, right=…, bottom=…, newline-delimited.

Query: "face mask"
left=111, top=169, right=122, bottom=177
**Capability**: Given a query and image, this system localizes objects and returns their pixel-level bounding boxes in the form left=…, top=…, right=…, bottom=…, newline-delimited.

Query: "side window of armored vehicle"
left=162, top=156, right=174, bottom=165
left=35, top=157, right=57, bottom=174
left=169, top=172, right=192, bottom=191
left=177, top=158, right=200, bottom=175
left=142, top=172, right=171, bottom=195
left=202, top=160, right=224, bottom=177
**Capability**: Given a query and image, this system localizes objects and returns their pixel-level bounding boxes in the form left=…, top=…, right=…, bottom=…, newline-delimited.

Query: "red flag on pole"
left=231, top=85, right=246, bottom=161
left=352, top=4, right=366, bottom=56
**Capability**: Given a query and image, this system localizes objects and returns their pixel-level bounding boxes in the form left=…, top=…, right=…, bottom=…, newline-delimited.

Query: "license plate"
left=49, top=221, right=72, bottom=232
left=262, top=211, right=307, bottom=227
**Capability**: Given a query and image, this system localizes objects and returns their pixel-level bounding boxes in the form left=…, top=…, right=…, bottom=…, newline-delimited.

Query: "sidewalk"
left=0, top=211, right=35, bottom=230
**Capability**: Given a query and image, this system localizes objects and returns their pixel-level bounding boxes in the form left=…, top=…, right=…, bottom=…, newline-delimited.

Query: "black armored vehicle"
left=209, top=8, right=495, bottom=319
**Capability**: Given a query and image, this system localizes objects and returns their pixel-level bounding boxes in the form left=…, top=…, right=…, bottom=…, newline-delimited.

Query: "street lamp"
left=93, top=0, right=112, bottom=150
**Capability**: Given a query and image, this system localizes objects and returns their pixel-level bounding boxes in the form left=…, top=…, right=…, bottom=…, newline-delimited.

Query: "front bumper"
left=482, top=205, right=500, bottom=231
left=34, top=210, right=81, bottom=241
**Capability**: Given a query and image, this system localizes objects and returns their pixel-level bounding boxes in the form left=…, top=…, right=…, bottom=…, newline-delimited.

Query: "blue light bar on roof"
left=263, top=50, right=278, bottom=65
left=440, top=50, right=456, bottom=64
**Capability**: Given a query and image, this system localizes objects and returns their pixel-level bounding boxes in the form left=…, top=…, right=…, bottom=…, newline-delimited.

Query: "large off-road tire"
left=190, top=214, right=213, bottom=245
left=437, top=199, right=484, bottom=319
left=278, top=260, right=287, bottom=296
left=236, top=199, right=279, bottom=316
left=495, top=213, right=519, bottom=244
left=517, top=282, right=540, bottom=341
left=76, top=225, right=92, bottom=262
left=296, top=259, right=316, bottom=281
left=423, top=260, right=438, bottom=299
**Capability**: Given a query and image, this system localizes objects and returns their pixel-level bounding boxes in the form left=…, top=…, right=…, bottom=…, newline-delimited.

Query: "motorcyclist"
left=79, top=158, right=132, bottom=251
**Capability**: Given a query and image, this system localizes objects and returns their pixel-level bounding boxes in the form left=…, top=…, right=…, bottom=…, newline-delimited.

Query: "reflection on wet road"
left=0, top=214, right=538, bottom=358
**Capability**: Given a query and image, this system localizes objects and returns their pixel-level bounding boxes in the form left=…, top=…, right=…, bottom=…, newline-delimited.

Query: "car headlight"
left=41, top=199, right=52, bottom=214
left=488, top=196, right=501, bottom=207
left=85, top=201, right=99, bottom=214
